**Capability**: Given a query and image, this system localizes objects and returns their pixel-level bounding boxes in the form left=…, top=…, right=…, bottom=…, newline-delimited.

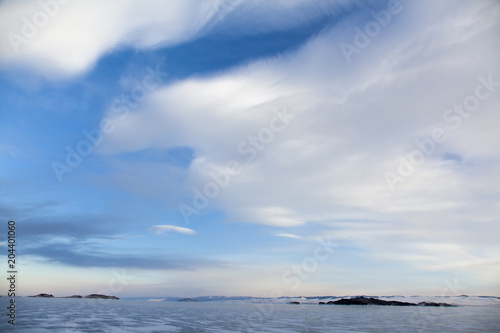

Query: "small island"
left=288, top=301, right=300, bottom=305
left=28, top=293, right=118, bottom=299
left=177, top=298, right=198, bottom=302
left=28, top=293, right=54, bottom=298
left=85, top=294, right=119, bottom=300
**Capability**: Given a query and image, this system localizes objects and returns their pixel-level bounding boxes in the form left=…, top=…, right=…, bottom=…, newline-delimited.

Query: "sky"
left=0, top=0, right=499, bottom=298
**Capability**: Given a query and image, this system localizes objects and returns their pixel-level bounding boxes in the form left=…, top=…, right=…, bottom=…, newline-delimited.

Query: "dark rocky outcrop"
left=330, top=297, right=416, bottom=306
left=418, top=302, right=455, bottom=307
left=177, top=298, right=198, bottom=302
left=85, top=294, right=119, bottom=300
left=327, top=297, right=454, bottom=307
left=319, top=302, right=326, bottom=305
left=28, top=293, right=118, bottom=299
left=288, top=301, right=300, bottom=305
left=28, top=293, right=54, bottom=298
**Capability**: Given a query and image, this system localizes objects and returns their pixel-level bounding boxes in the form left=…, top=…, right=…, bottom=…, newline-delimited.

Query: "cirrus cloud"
left=274, top=233, right=302, bottom=239
left=97, top=0, right=500, bottom=294
left=150, top=224, right=197, bottom=235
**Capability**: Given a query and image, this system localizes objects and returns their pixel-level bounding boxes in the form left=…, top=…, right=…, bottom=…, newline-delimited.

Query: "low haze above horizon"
left=0, top=0, right=499, bottom=298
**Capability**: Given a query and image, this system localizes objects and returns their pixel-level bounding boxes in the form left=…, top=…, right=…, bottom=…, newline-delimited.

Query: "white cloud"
left=102, top=0, right=499, bottom=215
left=0, top=0, right=215, bottom=77
left=150, top=225, right=196, bottom=235
left=274, top=233, right=302, bottom=239
left=0, top=0, right=355, bottom=78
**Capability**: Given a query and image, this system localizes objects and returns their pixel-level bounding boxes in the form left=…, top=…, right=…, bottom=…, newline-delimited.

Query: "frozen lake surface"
left=1, top=296, right=499, bottom=332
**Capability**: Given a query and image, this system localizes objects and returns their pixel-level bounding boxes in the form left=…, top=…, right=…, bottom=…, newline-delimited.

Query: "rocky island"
left=85, top=294, right=119, bottom=300
left=28, top=293, right=118, bottom=299
left=324, top=296, right=455, bottom=307
left=28, top=293, right=54, bottom=298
